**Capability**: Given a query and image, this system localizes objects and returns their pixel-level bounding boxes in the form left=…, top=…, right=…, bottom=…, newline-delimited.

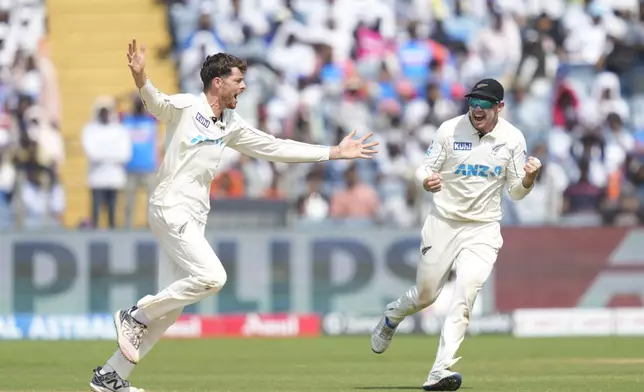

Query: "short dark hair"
left=200, top=53, right=247, bottom=91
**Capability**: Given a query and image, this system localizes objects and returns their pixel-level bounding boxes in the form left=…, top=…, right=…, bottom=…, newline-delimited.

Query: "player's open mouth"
left=473, top=113, right=486, bottom=122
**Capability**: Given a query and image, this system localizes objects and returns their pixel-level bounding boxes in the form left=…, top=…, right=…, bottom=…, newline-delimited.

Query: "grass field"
left=1, top=335, right=643, bottom=391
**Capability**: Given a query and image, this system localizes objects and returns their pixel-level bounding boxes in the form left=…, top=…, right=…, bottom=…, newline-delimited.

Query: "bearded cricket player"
left=371, top=79, right=542, bottom=391
left=89, top=39, right=378, bottom=392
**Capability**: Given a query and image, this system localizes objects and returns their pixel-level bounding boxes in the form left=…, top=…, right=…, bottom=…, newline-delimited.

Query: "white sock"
left=131, top=308, right=151, bottom=326
left=106, top=350, right=135, bottom=379
left=100, top=364, right=115, bottom=375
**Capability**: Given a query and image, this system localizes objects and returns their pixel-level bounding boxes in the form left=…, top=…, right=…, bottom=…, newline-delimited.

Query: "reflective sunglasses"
left=468, top=97, right=497, bottom=110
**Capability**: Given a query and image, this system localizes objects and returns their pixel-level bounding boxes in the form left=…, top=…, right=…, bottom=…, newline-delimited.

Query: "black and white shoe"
left=89, top=366, right=145, bottom=392
left=113, top=307, right=148, bottom=364
left=422, top=369, right=463, bottom=391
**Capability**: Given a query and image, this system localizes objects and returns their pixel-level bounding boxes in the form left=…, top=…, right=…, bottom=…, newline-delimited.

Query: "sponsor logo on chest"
left=453, top=141, right=472, bottom=151
left=195, top=112, right=211, bottom=128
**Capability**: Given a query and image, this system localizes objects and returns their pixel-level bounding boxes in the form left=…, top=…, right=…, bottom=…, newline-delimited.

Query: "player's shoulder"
left=226, top=110, right=248, bottom=131
left=227, top=109, right=243, bottom=123
left=498, top=117, right=526, bottom=145
left=437, top=115, right=467, bottom=135
left=166, top=93, right=199, bottom=110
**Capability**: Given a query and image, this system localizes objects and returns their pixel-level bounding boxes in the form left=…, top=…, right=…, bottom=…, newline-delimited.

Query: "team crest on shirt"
left=195, top=112, right=211, bottom=128
left=491, top=143, right=506, bottom=155
left=453, top=141, right=472, bottom=151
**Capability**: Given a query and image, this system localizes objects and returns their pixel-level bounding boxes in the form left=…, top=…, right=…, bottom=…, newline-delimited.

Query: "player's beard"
left=469, top=108, right=497, bottom=134
left=227, top=92, right=239, bottom=109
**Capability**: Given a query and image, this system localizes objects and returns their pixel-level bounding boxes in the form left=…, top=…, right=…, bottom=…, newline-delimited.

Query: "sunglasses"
left=468, top=97, right=497, bottom=110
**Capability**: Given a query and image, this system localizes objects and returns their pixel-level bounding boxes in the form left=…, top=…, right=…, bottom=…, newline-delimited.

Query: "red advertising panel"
left=495, top=228, right=643, bottom=311
left=164, top=314, right=322, bottom=338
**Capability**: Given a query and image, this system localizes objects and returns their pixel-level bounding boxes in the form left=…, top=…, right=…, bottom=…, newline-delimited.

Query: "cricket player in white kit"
left=89, top=39, right=378, bottom=392
left=371, top=79, right=542, bottom=391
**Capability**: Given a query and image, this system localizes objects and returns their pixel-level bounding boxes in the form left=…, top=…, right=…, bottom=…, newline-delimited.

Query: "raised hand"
left=126, top=38, right=147, bottom=88
left=331, top=130, right=379, bottom=160
left=524, top=156, right=542, bottom=178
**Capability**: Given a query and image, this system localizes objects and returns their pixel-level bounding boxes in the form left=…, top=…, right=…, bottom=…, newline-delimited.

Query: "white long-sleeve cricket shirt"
left=139, top=80, right=330, bottom=224
left=414, top=114, right=533, bottom=223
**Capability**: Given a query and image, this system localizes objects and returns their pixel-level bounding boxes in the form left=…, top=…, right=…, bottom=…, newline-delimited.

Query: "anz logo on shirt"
left=190, top=134, right=224, bottom=146
left=454, top=164, right=503, bottom=178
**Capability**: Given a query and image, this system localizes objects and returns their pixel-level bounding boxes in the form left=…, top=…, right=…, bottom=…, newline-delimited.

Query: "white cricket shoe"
left=422, top=369, right=463, bottom=391
left=371, top=316, right=398, bottom=354
left=113, top=307, right=148, bottom=364
left=90, top=366, right=146, bottom=392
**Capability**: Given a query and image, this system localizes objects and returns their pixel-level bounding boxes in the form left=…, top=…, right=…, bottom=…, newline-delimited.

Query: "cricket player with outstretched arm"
left=371, top=79, right=541, bottom=391
left=89, top=39, right=378, bottom=392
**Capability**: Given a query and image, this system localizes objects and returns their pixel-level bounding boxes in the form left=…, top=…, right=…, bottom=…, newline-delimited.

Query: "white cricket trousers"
left=385, top=213, right=502, bottom=372
left=107, top=205, right=227, bottom=378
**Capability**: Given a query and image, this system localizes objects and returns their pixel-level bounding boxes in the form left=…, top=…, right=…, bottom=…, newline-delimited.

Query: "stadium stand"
left=161, top=0, right=644, bottom=228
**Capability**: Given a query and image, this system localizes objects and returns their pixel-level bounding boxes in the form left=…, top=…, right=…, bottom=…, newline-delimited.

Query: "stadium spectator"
left=262, top=170, right=286, bottom=200
left=210, top=167, right=245, bottom=199
left=82, top=96, right=132, bottom=229
left=602, top=152, right=644, bottom=225
left=296, top=170, right=331, bottom=223
left=561, top=158, right=604, bottom=226
left=122, top=93, right=159, bottom=228
left=19, top=165, right=64, bottom=230
left=330, top=163, right=380, bottom=224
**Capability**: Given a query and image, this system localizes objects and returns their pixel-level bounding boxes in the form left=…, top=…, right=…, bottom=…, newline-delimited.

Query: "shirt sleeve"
left=138, top=80, right=181, bottom=123
left=227, top=125, right=330, bottom=163
left=414, top=123, right=449, bottom=190
left=506, top=133, right=533, bottom=201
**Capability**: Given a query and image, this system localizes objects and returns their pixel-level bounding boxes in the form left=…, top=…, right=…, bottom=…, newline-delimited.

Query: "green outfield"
left=1, top=335, right=642, bottom=391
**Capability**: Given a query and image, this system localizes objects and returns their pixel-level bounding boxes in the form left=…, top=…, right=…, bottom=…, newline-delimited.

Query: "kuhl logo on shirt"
left=195, top=112, right=211, bottom=128
left=453, top=141, right=472, bottom=151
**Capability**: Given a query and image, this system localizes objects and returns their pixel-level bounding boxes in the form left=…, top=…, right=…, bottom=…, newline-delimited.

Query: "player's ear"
left=496, top=102, right=505, bottom=113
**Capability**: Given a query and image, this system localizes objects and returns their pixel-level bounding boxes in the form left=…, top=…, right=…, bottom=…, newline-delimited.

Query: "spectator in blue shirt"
left=122, top=94, right=158, bottom=228
left=398, top=21, right=432, bottom=91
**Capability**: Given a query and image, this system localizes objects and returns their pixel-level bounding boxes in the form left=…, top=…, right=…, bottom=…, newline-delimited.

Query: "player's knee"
left=196, top=268, right=227, bottom=293
left=417, top=288, right=439, bottom=308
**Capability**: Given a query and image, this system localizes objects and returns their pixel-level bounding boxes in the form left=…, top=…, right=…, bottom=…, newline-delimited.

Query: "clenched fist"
left=423, top=173, right=442, bottom=193
left=524, top=156, right=542, bottom=177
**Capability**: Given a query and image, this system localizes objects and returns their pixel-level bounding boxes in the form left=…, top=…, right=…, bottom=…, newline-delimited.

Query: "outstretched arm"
left=127, top=39, right=179, bottom=122
left=228, top=127, right=379, bottom=163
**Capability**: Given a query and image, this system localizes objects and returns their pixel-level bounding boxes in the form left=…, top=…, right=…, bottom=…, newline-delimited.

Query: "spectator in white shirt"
left=563, top=1, right=607, bottom=66
left=604, top=112, right=635, bottom=174
left=23, top=105, right=64, bottom=178
left=82, top=96, right=132, bottom=229
left=471, top=11, right=522, bottom=82
left=586, top=71, right=630, bottom=126
left=20, top=167, right=64, bottom=230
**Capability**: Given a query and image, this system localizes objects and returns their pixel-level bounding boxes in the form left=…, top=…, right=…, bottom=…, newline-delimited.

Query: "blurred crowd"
left=5, top=0, right=644, bottom=231
left=0, top=0, right=64, bottom=231
left=155, top=0, right=644, bottom=228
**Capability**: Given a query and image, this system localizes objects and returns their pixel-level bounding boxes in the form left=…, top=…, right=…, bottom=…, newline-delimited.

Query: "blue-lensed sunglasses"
left=468, top=97, right=497, bottom=110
